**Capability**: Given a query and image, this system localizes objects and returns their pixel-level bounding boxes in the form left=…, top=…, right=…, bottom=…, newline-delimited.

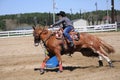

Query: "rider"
left=51, top=11, right=74, bottom=47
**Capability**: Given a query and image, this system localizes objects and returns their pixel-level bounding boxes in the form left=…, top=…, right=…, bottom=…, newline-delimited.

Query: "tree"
left=0, top=20, right=6, bottom=30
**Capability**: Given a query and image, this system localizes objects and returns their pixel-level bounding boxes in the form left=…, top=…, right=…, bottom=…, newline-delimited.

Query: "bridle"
left=37, top=27, right=53, bottom=47
left=33, top=27, right=46, bottom=45
left=39, top=27, right=45, bottom=37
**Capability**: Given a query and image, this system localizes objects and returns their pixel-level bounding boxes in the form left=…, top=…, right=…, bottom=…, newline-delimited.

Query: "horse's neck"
left=41, top=31, right=52, bottom=42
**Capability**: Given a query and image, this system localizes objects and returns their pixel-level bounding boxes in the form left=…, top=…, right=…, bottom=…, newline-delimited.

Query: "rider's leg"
left=63, top=26, right=74, bottom=47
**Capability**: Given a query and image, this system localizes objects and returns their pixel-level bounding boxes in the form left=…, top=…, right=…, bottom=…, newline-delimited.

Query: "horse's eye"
left=35, top=35, right=39, bottom=38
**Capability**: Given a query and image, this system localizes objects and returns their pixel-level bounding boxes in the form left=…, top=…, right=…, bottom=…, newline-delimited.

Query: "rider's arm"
left=52, top=18, right=65, bottom=27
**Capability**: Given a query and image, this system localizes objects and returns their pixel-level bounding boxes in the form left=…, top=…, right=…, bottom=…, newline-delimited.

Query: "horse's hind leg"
left=97, top=50, right=113, bottom=67
left=98, top=55, right=103, bottom=67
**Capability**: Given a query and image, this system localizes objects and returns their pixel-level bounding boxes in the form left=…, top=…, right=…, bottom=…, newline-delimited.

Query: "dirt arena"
left=0, top=32, right=120, bottom=80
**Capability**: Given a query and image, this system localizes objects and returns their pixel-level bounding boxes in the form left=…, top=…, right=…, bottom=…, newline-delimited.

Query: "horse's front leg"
left=40, top=56, right=50, bottom=74
left=54, top=49, right=63, bottom=72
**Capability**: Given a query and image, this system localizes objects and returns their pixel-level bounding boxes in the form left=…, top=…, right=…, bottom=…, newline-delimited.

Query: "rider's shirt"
left=53, top=17, right=73, bottom=29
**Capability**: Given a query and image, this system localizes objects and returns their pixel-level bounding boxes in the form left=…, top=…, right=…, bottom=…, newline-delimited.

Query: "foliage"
left=0, top=10, right=120, bottom=30
left=0, top=20, right=6, bottom=30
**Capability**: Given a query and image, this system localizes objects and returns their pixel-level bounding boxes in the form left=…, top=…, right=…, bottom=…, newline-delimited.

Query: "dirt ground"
left=0, top=32, right=120, bottom=80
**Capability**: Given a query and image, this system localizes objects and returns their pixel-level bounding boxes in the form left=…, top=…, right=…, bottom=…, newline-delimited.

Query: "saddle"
left=54, top=28, right=80, bottom=41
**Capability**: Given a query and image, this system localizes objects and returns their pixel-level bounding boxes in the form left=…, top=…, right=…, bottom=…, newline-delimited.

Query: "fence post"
left=8, top=31, right=10, bottom=37
left=115, top=22, right=117, bottom=31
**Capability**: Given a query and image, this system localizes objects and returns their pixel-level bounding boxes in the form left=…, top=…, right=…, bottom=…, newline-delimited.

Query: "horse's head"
left=32, top=25, right=49, bottom=46
left=33, top=26, right=41, bottom=46
left=32, top=25, right=48, bottom=46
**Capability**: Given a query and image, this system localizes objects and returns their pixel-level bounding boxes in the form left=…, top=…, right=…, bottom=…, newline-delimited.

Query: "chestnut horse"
left=32, top=26, right=115, bottom=74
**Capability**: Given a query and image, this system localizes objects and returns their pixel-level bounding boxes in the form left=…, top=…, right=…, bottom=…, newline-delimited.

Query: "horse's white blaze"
left=34, top=43, right=39, bottom=46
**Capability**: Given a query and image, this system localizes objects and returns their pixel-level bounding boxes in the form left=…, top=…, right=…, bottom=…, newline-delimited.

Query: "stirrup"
left=69, top=41, right=74, bottom=47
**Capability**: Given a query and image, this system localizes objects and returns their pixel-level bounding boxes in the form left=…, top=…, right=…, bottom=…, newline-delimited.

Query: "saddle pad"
left=46, top=56, right=59, bottom=68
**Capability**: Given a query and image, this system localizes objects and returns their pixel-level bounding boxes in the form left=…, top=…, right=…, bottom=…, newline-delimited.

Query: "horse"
left=32, top=25, right=115, bottom=74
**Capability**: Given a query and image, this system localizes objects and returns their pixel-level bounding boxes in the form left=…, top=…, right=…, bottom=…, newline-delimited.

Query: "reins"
left=39, top=28, right=53, bottom=56
left=39, top=28, right=53, bottom=45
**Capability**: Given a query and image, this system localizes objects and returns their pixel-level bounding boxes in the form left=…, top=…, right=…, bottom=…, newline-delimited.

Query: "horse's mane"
left=35, top=25, right=44, bottom=29
left=34, top=25, right=49, bottom=31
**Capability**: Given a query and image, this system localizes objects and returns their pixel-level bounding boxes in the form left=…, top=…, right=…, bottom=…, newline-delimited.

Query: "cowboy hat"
left=56, top=11, right=66, bottom=17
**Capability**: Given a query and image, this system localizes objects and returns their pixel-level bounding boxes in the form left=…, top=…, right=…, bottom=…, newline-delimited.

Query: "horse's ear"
left=32, top=26, right=35, bottom=30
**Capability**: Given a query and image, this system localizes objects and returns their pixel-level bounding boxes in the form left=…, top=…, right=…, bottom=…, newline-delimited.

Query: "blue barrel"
left=46, top=56, right=59, bottom=68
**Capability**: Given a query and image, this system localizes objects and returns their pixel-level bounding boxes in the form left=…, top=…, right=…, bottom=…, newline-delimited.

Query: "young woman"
left=51, top=11, right=74, bottom=47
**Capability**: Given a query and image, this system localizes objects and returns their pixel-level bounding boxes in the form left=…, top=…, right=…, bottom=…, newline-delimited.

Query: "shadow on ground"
left=34, top=65, right=98, bottom=73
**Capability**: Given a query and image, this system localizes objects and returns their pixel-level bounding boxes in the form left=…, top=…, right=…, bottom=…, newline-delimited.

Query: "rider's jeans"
left=63, top=26, right=74, bottom=42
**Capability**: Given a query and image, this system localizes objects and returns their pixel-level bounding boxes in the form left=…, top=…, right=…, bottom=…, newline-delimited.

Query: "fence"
left=75, top=23, right=117, bottom=32
left=0, top=23, right=117, bottom=38
left=0, top=30, right=33, bottom=38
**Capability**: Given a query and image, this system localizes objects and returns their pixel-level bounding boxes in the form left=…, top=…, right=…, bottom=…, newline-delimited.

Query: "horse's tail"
left=99, top=39, right=115, bottom=54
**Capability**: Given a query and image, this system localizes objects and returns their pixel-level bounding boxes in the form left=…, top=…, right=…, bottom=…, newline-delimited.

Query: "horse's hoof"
left=98, top=60, right=103, bottom=67
left=108, top=61, right=114, bottom=68
left=40, top=69, right=45, bottom=75
left=57, top=70, right=63, bottom=73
